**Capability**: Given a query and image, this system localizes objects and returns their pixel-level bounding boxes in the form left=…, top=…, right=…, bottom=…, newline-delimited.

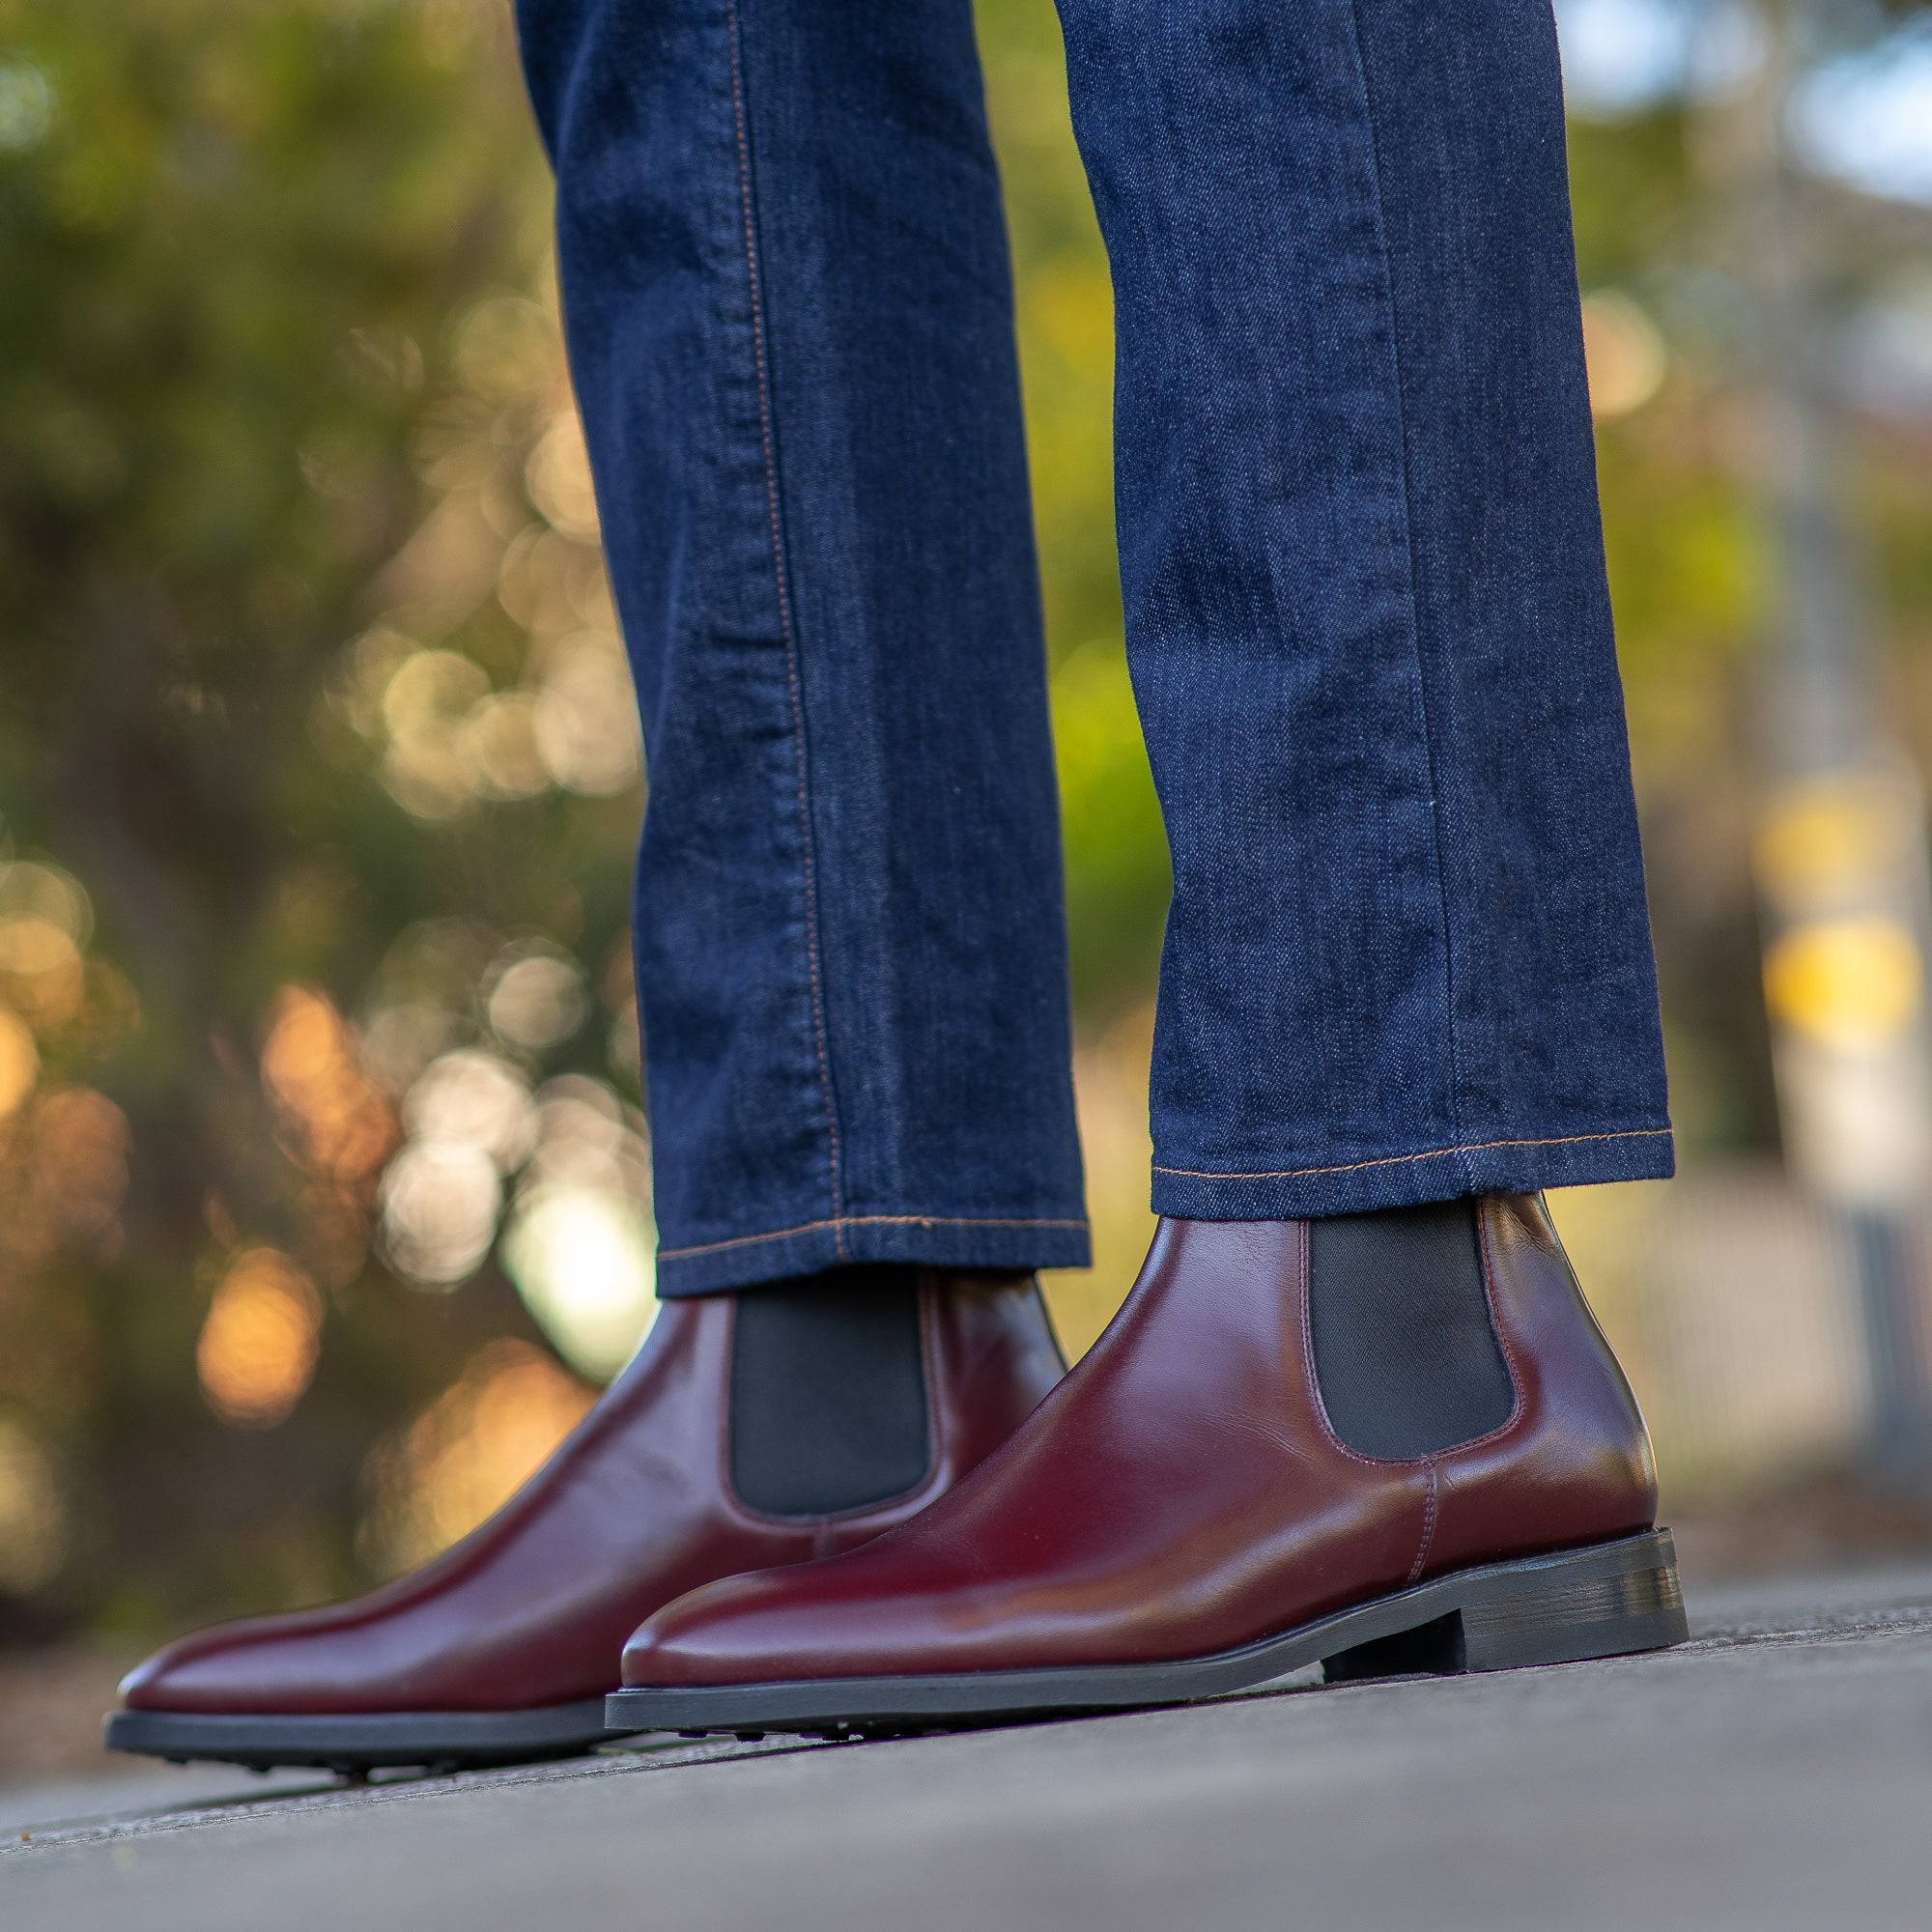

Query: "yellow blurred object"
left=0, top=860, right=92, bottom=945
left=0, top=1008, right=38, bottom=1118
left=0, top=916, right=76, bottom=978
left=461, top=690, right=550, bottom=800
left=1753, top=768, right=1932, bottom=1206
left=195, top=1248, right=325, bottom=1430
left=260, top=986, right=400, bottom=1195
left=529, top=629, right=642, bottom=796
left=381, top=647, right=488, bottom=740
left=502, top=1182, right=657, bottom=1381
left=0, top=920, right=85, bottom=1027
left=1754, top=776, right=1910, bottom=914
left=1580, top=290, right=1667, bottom=421
left=379, top=648, right=494, bottom=820
left=357, top=1339, right=594, bottom=1576
left=0, top=1416, right=67, bottom=1594
left=526, top=410, right=601, bottom=541
left=1763, top=917, right=1922, bottom=1052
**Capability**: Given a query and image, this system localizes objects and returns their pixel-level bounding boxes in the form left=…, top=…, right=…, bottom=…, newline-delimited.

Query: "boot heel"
left=1456, top=1528, right=1687, bottom=1672
left=1320, top=1530, right=1687, bottom=1685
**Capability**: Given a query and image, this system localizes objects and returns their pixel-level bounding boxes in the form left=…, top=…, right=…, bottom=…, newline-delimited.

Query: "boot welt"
left=104, top=1698, right=621, bottom=1774
left=606, top=1528, right=1688, bottom=1738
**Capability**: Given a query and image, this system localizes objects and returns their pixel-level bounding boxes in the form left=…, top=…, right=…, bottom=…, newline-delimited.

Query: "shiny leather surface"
left=623, top=1196, right=1658, bottom=1686
left=121, top=1272, right=1063, bottom=1716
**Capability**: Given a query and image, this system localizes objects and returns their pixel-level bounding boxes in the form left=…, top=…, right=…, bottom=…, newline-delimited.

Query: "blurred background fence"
left=7, top=0, right=1932, bottom=1713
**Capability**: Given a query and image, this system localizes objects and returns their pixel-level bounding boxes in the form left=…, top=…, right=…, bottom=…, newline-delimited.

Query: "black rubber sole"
left=103, top=1699, right=619, bottom=1776
left=606, top=1528, right=1687, bottom=1739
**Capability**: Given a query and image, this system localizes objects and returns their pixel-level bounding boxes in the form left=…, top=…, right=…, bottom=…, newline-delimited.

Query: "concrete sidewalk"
left=4, top=1564, right=1930, bottom=1931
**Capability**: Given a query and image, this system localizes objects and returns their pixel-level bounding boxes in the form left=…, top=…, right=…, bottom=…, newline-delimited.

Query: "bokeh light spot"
left=525, top=410, right=600, bottom=539
left=485, top=943, right=587, bottom=1051
left=461, top=690, right=550, bottom=800
left=530, top=630, right=642, bottom=797
left=1581, top=291, right=1667, bottom=420
left=357, top=1339, right=595, bottom=1576
left=195, top=1249, right=325, bottom=1431
left=502, top=1184, right=657, bottom=1381
left=260, top=986, right=400, bottom=1195
left=402, top=1048, right=534, bottom=1170
left=0, top=1009, right=40, bottom=1119
left=379, top=1139, right=501, bottom=1287
left=1764, top=918, right=1923, bottom=1053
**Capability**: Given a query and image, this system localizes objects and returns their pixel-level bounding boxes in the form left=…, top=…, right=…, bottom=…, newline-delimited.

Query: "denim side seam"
left=724, top=0, right=845, bottom=1253
left=1338, top=0, right=1468, bottom=1195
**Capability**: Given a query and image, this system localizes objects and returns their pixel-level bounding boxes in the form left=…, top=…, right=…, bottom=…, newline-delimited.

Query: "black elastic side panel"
left=1307, top=1201, right=1515, bottom=1461
left=729, top=1265, right=930, bottom=1517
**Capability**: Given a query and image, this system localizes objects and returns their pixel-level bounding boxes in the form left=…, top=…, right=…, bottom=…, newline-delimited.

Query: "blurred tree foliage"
left=0, top=0, right=1924, bottom=1640
left=0, top=0, right=637, bottom=1637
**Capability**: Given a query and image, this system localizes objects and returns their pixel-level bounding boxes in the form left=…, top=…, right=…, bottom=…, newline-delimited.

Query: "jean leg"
left=516, top=0, right=1089, bottom=1293
left=1052, top=0, right=1672, bottom=1215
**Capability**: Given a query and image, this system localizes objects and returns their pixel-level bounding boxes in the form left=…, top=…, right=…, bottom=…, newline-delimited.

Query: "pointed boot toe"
left=107, top=1271, right=1063, bottom=1774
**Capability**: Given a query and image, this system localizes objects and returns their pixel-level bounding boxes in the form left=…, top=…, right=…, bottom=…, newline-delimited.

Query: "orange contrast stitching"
left=658, top=1213, right=1090, bottom=1264
left=1406, top=1462, right=1439, bottom=1586
left=1151, top=1127, right=1672, bottom=1183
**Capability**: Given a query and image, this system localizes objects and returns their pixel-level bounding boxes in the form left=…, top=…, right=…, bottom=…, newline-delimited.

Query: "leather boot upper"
left=621, top=1196, right=1658, bottom=1688
left=120, top=1271, right=1063, bottom=1716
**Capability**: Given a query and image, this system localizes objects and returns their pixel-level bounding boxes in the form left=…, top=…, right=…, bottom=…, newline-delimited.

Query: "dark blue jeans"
left=515, top=0, right=1673, bottom=1298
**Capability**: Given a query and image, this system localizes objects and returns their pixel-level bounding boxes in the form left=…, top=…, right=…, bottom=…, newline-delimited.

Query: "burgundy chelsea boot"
left=610, top=1196, right=1687, bottom=1736
left=107, top=1268, right=1063, bottom=1772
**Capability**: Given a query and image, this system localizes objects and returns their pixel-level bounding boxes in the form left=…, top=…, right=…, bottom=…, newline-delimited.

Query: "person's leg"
left=520, top=0, right=1088, bottom=1294
left=1065, top=0, right=1668, bottom=1207
left=611, top=0, right=1689, bottom=1735
left=107, top=0, right=1085, bottom=1776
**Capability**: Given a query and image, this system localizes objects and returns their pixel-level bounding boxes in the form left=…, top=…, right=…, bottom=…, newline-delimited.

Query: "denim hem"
left=655, top=1213, right=1094, bottom=1297
left=1149, top=1125, right=1675, bottom=1220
